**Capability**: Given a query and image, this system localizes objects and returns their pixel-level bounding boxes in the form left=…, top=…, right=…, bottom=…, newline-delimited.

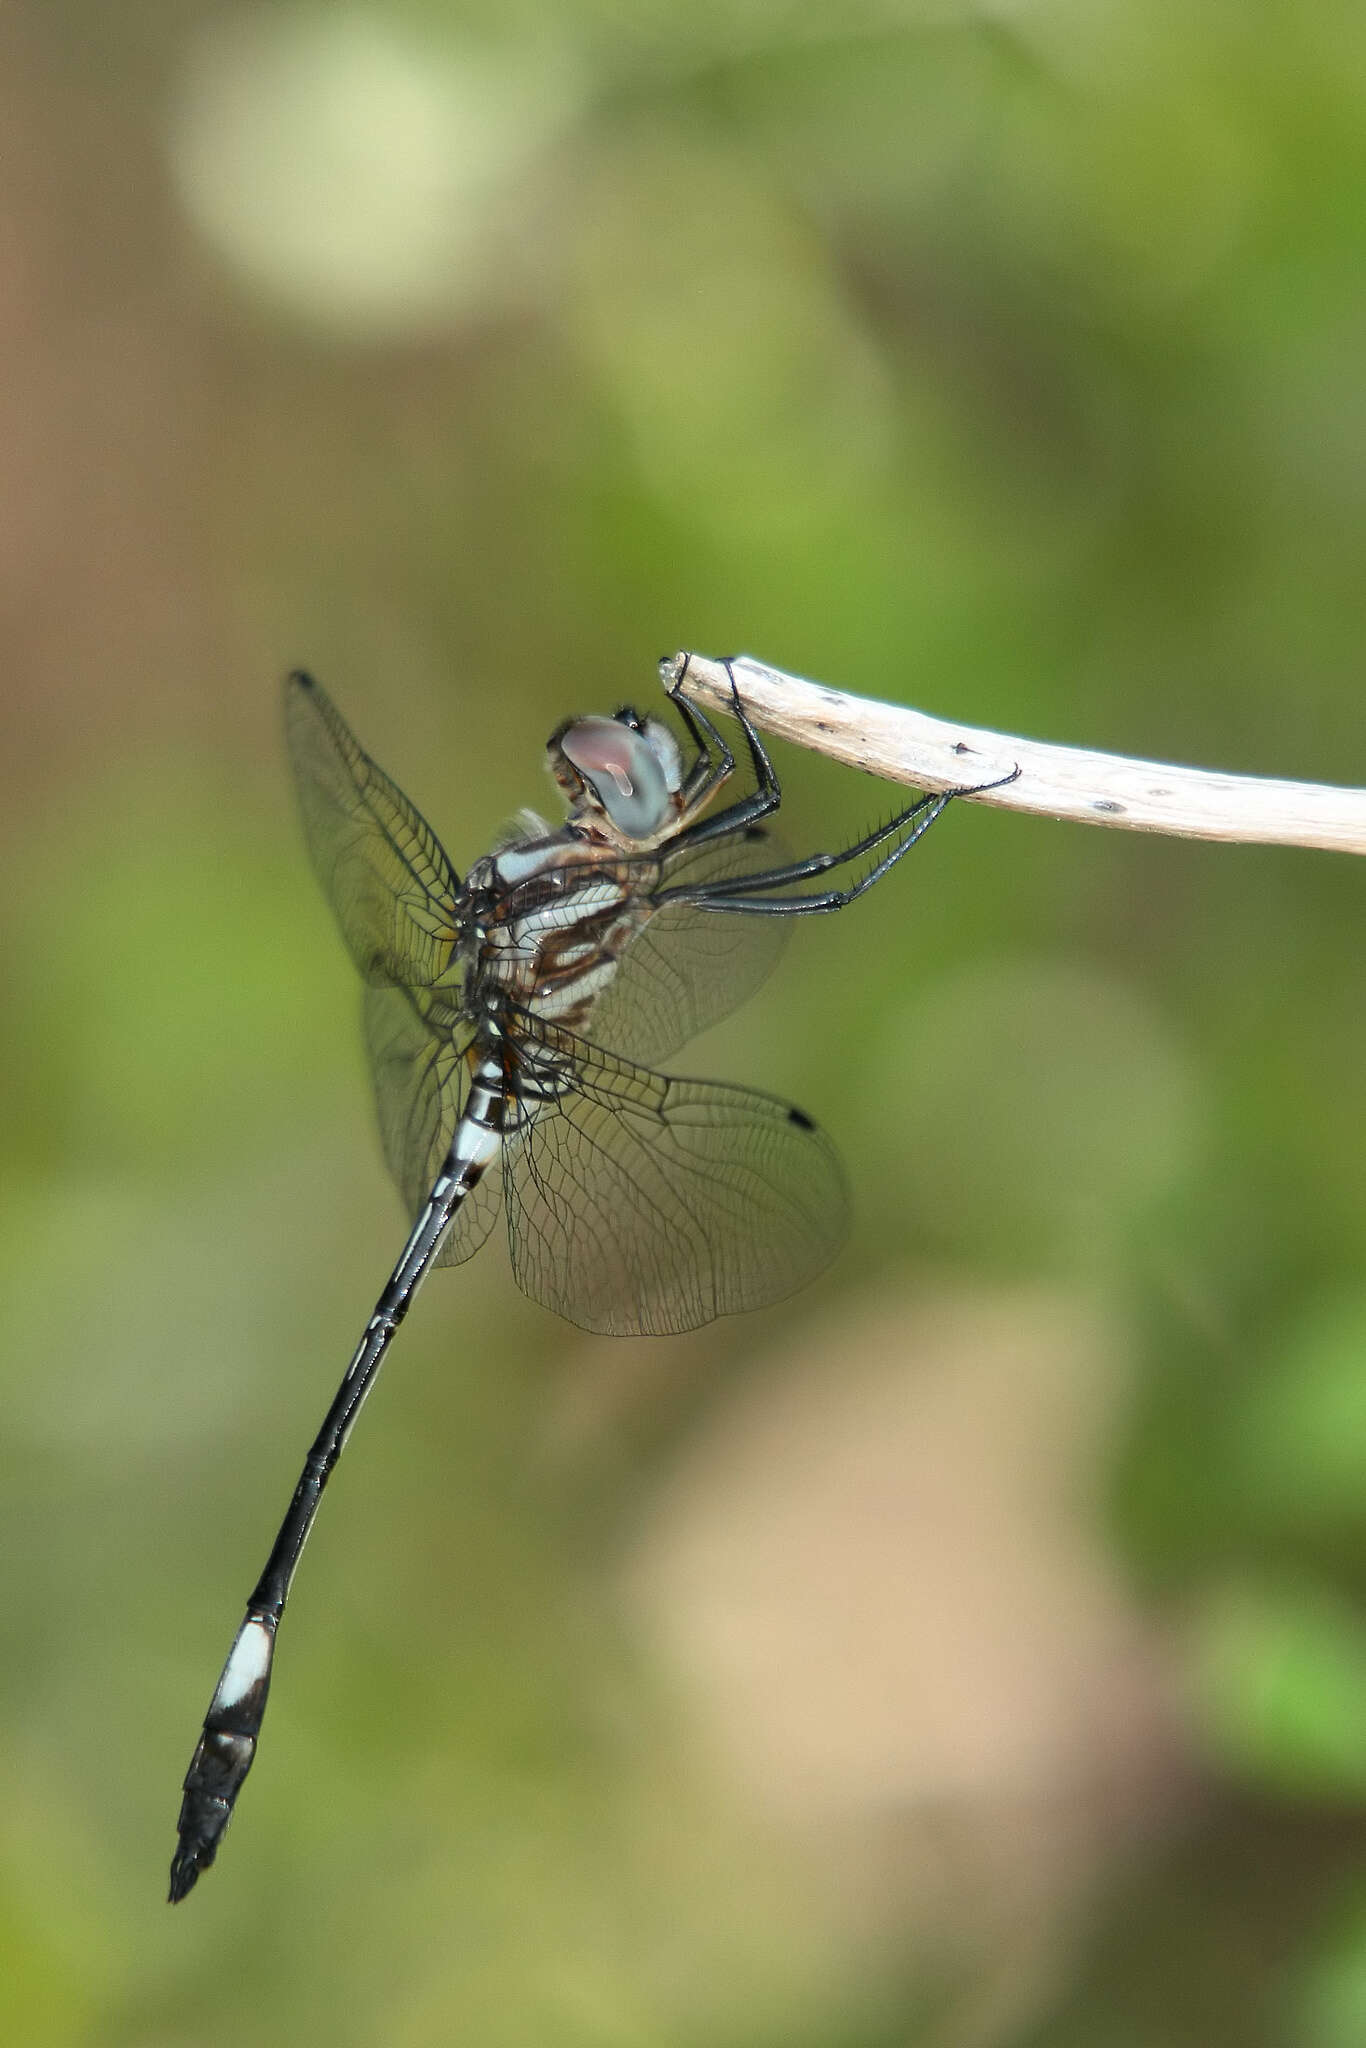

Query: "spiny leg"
left=663, top=766, right=1018, bottom=916
left=663, top=659, right=784, bottom=853
left=662, top=655, right=737, bottom=812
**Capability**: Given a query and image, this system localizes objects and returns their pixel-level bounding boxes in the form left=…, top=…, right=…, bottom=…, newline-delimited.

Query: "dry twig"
left=665, top=651, right=1366, bottom=858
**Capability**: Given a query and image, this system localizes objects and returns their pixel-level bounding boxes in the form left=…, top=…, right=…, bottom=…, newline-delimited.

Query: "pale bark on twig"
left=664, top=652, right=1366, bottom=858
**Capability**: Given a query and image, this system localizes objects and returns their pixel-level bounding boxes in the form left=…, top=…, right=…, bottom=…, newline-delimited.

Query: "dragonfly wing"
left=502, top=1026, right=847, bottom=1334
left=585, top=825, right=790, bottom=1067
left=363, top=984, right=503, bottom=1267
left=286, top=671, right=465, bottom=989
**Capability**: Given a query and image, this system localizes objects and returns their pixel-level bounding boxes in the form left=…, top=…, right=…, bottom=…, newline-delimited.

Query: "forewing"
left=363, top=984, right=503, bottom=1267
left=286, top=671, right=464, bottom=988
left=502, top=1027, right=847, bottom=1334
left=586, top=824, right=790, bottom=1067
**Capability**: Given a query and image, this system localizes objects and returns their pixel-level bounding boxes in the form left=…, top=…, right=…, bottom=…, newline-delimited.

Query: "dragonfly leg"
left=663, top=766, right=1018, bottom=916
left=664, top=660, right=785, bottom=852
left=665, top=655, right=736, bottom=812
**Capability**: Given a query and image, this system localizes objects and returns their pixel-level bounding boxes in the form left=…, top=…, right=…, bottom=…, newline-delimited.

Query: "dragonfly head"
left=549, top=709, right=683, bottom=844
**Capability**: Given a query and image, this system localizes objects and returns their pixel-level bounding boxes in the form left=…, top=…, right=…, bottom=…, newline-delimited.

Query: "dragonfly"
left=168, top=655, right=1010, bottom=1901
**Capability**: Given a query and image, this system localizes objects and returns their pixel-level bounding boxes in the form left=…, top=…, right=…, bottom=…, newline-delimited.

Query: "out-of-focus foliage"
left=3, top=2, right=1366, bottom=2043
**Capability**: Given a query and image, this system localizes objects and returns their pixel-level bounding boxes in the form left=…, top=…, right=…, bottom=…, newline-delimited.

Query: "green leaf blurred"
left=1191, top=1581, right=1366, bottom=1801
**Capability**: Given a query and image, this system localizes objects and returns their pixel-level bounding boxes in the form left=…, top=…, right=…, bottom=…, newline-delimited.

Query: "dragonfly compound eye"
left=558, top=716, right=674, bottom=839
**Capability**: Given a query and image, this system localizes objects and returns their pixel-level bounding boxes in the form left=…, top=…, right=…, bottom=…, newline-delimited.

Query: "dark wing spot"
left=787, top=1106, right=815, bottom=1130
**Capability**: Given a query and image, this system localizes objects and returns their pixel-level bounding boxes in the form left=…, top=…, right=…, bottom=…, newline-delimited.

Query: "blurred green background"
left=5, top=3, right=1366, bottom=2043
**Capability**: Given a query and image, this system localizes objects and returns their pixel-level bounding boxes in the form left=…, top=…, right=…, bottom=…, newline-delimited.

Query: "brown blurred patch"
left=623, top=1284, right=1197, bottom=2029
